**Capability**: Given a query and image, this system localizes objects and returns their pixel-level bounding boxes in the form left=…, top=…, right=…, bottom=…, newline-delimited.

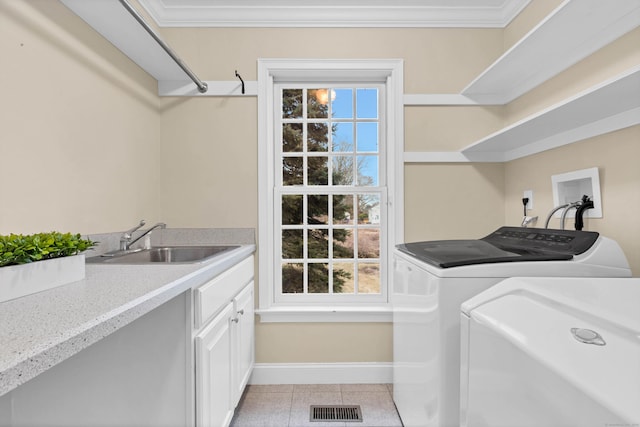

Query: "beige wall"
left=504, top=0, right=564, bottom=51
left=405, top=163, right=505, bottom=242
left=0, top=0, right=162, bottom=235
left=159, top=97, right=258, bottom=228
left=256, top=323, right=393, bottom=363
left=160, top=27, right=503, bottom=93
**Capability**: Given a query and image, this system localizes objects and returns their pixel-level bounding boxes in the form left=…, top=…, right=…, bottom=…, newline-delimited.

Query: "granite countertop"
left=0, top=228, right=255, bottom=397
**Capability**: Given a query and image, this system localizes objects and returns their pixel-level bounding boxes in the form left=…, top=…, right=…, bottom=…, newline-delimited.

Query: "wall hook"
left=235, top=70, right=245, bottom=94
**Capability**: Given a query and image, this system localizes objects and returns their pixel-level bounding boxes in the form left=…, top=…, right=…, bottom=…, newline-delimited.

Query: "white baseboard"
left=249, top=362, right=393, bottom=385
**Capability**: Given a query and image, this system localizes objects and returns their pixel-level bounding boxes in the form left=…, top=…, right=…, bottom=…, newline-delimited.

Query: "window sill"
left=255, top=306, right=393, bottom=323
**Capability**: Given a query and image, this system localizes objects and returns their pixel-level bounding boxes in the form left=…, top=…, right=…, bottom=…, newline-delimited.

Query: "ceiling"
left=136, top=0, right=531, bottom=28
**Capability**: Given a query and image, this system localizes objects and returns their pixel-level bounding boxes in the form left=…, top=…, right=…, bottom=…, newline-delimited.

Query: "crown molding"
left=136, top=0, right=530, bottom=28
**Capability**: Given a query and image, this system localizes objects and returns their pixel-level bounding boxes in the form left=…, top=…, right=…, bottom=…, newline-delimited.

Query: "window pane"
left=333, top=228, right=354, bottom=258
left=333, top=262, right=354, bottom=294
left=357, top=228, right=379, bottom=258
left=356, top=88, right=378, bottom=119
left=308, top=195, right=328, bottom=224
left=332, top=89, right=353, bottom=119
left=283, top=89, right=302, bottom=119
left=308, top=89, right=330, bottom=118
left=332, top=156, right=354, bottom=185
left=282, top=195, right=303, bottom=225
left=308, top=229, right=328, bottom=259
left=308, top=123, right=328, bottom=152
left=308, top=263, right=329, bottom=293
left=357, top=194, right=380, bottom=225
left=282, top=263, right=303, bottom=293
left=307, top=157, right=328, bottom=185
left=358, top=263, right=380, bottom=294
left=283, top=157, right=303, bottom=186
left=356, top=122, right=378, bottom=153
left=283, top=123, right=303, bottom=152
left=332, top=123, right=353, bottom=152
left=332, top=194, right=353, bottom=224
left=357, top=156, right=378, bottom=186
left=282, top=229, right=303, bottom=259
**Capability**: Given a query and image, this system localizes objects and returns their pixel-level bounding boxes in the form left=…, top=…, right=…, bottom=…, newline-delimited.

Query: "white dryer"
left=392, top=226, right=631, bottom=427
left=460, top=276, right=640, bottom=427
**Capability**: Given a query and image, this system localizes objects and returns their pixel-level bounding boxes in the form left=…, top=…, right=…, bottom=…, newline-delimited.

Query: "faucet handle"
left=123, top=220, right=146, bottom=238
left=120, top=220, right=146, bottom=251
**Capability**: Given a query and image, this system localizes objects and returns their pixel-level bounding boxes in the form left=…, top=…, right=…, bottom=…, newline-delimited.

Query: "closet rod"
left=118, top=0, right=208, bottom=93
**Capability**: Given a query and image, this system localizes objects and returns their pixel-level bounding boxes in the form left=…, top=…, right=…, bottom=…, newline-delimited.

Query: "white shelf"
left=403, top=0, right=640, bottom=163
left=461, top=66, right=640, bottom=162
left=461, top=0, right=640, bottom=104
left=405, top=67, right=640, bottom=163
left=61, top=0, right=186, bottom=81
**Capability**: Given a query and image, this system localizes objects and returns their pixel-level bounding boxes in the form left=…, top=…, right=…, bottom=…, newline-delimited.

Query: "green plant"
left=0, top=232, right=96, bottom=267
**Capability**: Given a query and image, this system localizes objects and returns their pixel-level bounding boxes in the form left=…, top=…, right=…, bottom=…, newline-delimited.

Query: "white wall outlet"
left=523, top=190, right=533, bottom=210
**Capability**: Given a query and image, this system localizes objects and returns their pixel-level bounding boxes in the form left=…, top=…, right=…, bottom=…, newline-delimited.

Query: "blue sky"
left=331, top=88, right=379, bottom=186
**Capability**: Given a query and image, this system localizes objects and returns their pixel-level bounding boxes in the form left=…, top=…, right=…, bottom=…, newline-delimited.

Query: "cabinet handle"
left=238, top=309, right=245, bottom=316
left=231, top=317, right=239, bottom=323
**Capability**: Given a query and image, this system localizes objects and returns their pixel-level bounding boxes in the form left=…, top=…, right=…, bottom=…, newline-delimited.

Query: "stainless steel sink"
left=87, top=245, right=239, bottom=264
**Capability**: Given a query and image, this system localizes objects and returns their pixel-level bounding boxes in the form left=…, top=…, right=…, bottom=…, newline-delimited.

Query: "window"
left=258, top=59, right=404, bottom=321
left=277, top=86, right=385, bottom=302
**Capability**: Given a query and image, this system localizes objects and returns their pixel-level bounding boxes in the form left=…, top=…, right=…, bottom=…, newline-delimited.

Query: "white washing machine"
left=460, top=276, right=640, bottom=427
left=392, top=226, right=631, bottom=427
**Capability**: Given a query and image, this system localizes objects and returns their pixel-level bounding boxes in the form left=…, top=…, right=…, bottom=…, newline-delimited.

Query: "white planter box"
left=0, top=254, right=85, bottom=303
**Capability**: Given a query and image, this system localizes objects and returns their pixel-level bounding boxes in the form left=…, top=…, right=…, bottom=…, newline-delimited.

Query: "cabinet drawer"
left=195, top=256, right=254, bottom=328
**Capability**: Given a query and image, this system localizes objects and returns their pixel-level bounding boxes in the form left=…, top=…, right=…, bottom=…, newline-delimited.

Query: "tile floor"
left=230, top=384, right=403, bottom=427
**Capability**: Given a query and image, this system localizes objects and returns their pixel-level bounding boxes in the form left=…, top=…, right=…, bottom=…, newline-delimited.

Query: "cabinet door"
left=232, top=282, right=255, bottom=406
left=196, top=303, right=234, bottom=427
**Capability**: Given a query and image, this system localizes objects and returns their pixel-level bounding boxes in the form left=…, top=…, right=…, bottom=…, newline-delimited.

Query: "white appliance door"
left=465, top=290, right=639, bottom=427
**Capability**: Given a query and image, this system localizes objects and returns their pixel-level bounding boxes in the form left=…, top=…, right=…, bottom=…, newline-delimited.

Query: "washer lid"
left=396, top=227, right=599, bottom=268
left=463, top=277, right=640, bottom=424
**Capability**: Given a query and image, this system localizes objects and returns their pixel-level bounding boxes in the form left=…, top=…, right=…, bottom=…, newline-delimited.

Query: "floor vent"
left=310, top=405, right=363, bottom=422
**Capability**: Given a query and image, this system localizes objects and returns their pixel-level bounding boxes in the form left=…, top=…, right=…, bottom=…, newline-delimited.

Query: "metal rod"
left=118, top=0, right=208, bottom=93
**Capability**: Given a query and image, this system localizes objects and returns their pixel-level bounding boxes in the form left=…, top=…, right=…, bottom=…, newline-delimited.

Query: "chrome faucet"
left=119, top=220, right=166, bottom=251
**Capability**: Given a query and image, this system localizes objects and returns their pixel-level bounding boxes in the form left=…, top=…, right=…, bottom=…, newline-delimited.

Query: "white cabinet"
left=232, top=283, right=255, bottom=406
left=194, top=256, right=255, bottom=427
left=196, top=303, right=234, bottom=427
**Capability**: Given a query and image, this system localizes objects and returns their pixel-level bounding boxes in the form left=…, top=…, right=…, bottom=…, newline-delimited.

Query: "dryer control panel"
left=484, top=227, right=599, bottom=255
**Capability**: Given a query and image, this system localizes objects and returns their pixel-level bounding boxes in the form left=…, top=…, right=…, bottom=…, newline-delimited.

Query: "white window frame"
left=257, top=59, right=404, bottom=322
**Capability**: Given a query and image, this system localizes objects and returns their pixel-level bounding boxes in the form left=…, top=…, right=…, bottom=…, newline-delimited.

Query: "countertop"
left=0, top=228, right=255, bottom=397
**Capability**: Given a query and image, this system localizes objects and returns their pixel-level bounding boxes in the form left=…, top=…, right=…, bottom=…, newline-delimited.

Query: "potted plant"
left=0, top=232, right=96, bottom=303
